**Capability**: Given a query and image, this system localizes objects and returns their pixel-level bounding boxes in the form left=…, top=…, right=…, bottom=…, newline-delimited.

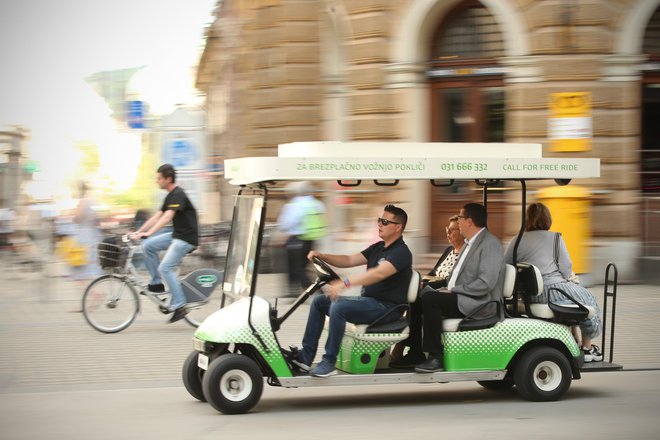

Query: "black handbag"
left=547, top=286, right=590, bottom=324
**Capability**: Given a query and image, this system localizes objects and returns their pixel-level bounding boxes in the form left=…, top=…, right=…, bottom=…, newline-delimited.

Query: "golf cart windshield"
left=222, top=192, right=265, bottom=299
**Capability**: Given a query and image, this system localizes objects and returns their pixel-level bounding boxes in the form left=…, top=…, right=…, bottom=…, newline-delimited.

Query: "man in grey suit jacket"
left=415, top=203, right=505, bottom=373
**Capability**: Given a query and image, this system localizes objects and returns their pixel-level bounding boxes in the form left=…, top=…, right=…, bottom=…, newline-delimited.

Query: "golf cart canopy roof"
left=224, top=142, right=600, bottom=185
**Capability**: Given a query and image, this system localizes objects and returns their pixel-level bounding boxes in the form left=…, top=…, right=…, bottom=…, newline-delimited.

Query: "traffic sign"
left=126, top=100, right=145, bottom=129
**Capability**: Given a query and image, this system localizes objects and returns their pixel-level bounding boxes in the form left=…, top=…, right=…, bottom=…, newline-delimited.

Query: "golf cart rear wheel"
left=514, top=346, right=572, bottom=402
left=182, top=350, right=206, bottom=402
left=202, top=354, right=263, bottom=414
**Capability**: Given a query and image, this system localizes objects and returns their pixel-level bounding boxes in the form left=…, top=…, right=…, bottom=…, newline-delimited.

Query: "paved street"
left=0, top=262, right=313, bottom=393
left=2, top=371, right=660, bottom=440
left=1, top=261, right=658, bottom=394
left=0, top=257, right=659, bottom=438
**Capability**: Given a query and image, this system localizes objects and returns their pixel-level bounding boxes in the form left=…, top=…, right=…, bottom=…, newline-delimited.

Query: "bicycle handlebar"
left=122, top=234, right=141, bottom=246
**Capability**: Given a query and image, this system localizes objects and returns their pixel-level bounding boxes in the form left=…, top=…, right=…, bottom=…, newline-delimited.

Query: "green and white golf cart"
left=182, top=141, right=621, bottom=415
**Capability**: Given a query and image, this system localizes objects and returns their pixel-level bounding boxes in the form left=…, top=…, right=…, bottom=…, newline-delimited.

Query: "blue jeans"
left=300, top=294, right=401, bottom=365
left=142, top=232, right=195, bottom=310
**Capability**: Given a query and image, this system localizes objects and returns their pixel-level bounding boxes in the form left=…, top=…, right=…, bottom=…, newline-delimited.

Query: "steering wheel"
left=312, top=256, right=340, bottom=282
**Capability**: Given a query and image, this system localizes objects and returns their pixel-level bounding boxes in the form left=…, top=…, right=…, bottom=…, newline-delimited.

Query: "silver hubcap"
left=533, top=360, right=562, bottom=391
left=220, top=369, right=252, bottom=401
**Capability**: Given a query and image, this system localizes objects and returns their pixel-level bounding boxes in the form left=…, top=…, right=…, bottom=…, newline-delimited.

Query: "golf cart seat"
left=324, top=271, right=421, bottom=374
left=515, top=262, right=595, bottom=324
left=330, top=270, right=421, bottom=337
left=442, top=264, right=516, bottom=332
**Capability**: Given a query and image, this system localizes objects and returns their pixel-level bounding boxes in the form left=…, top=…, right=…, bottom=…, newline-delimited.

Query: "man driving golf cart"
left=289, top=204, right=412, bottom=377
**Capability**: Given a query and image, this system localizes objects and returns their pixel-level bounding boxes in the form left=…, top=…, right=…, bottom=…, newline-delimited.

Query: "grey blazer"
left=449, top=228, right=505, bottom=319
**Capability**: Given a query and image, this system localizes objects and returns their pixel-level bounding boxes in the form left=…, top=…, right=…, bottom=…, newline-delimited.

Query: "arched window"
left=427, top=1, right=505, bottom=145
left=427, top=0, right=507, bottom=246
left=431, top=1, right=504, bottom=63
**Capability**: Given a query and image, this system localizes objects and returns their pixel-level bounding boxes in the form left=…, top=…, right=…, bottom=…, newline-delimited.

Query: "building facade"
left=196, top=0, right=660, bottom=281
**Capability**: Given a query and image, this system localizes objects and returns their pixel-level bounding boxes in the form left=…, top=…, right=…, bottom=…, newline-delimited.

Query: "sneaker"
left=390, top=352, right=426, bottom=368
left=583, top=345, right=603, bottom=362
left=310, top=359, right=337, bottom=377
left=148, top=283, right=165, bottom=293
left=168, top=306, right=188, bottom=323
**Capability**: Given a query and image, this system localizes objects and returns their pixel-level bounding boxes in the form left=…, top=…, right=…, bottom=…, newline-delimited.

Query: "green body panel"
left=196, top=322, right=292, bottom=377
left=442, top=318, right=580, bottom=371
left=337, top=335, right=397, bottom=374
left=194, top=297, right=579, bottom=378
left=194, top=297, right=293, bottom=378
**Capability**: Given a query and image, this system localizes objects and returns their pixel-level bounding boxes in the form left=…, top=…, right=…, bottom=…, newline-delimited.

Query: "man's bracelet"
left=342, top=276, right=351, bottom=288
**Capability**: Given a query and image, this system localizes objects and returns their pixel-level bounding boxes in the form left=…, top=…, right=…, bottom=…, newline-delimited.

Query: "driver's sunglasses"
left=377, top=217, right=401, bottom=226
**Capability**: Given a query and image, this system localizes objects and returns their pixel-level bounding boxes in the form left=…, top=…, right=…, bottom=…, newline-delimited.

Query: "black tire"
left=478, top=377, right=515, bottom=391
left=202, top=354, right=264, bottom=414
left=82, top=275, right=139, bottom=333
left=182, top=350, right=206, bottom=402
left=514, top=346, right=572, bottom=402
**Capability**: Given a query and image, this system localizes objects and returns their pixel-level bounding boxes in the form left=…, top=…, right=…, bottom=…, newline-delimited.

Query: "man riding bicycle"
left=133, top=164, right=199, bottom=323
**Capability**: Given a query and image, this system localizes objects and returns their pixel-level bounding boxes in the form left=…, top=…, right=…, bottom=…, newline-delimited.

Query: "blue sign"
left=126, top=100, right=145, bottom=129
left=166, top=139, right=197, bottom=168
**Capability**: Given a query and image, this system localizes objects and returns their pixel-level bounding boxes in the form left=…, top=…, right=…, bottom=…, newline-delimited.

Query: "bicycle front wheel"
left=82, top=275, right=139, bottom=333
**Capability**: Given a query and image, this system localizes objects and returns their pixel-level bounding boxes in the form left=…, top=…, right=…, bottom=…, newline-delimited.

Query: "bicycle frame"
left=115, top=236, right=223, bottom=314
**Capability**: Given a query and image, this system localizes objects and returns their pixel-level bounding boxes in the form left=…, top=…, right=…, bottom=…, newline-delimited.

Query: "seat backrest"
left=515, top=262, right=544, bottom=296
left=407, top=271, right=421, bottom=303
left=502, top=264, right=516, bottom=299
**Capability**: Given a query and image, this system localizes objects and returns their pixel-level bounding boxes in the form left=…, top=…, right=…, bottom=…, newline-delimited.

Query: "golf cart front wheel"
left=514, top=346, right=572, bottom=402
left=202, top=354, right=264, bottom=414
left=182, top=350, right=207, bottom=402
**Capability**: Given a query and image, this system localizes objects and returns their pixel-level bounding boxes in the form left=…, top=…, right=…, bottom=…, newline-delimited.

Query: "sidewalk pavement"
left=0, top=259, right=658, bottom=394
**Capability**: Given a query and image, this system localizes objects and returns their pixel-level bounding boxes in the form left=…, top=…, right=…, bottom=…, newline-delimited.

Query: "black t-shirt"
left=161, top=186, right=198, bottom=246
left=360, top=237, right=413, bottom=305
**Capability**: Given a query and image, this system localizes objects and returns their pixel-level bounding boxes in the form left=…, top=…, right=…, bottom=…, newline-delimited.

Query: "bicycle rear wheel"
left=82, top=275, right=139, bottom=333
left=183, top=291, right=223, bottom=328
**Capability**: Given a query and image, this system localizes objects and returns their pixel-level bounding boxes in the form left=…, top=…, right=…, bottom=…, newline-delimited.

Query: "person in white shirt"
left=276, top=181, right=327, bottom=295
left=415, top=203, right=505, bottom=373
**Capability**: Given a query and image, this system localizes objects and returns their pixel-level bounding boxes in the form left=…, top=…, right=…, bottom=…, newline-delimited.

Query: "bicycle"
left=81, top=235, right=223, bottom=333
